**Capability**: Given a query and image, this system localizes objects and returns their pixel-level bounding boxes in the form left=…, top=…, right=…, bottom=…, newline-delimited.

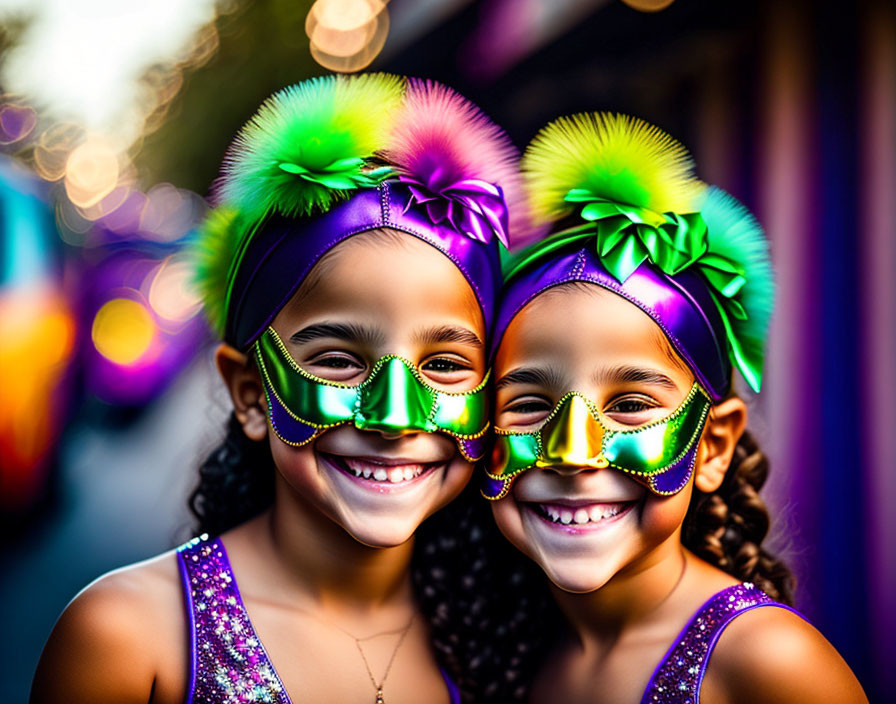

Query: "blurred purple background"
left=0, top=0, right=892, bottom=701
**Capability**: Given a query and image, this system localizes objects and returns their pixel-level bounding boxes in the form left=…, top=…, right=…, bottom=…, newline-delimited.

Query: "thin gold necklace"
left=348, top=615, right=415, bottom=704
left=296, top=605, right=416, bottom=704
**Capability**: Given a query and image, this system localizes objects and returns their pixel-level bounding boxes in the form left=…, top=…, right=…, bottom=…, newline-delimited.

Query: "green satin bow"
left=278, top=158, right=394, bottom=190
left=503, top=188, right=757, bottom=389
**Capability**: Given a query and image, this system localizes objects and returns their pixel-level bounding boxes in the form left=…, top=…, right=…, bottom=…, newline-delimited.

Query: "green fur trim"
left=700, top=187, right=774, bottom=392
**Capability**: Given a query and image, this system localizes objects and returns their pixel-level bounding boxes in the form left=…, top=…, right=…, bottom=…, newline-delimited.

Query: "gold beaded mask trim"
left=482, top=383, right=711, bottom=499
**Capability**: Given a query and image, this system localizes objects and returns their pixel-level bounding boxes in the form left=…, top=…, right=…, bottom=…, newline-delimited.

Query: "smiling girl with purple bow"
left=31, top=74, right=528, bottom=704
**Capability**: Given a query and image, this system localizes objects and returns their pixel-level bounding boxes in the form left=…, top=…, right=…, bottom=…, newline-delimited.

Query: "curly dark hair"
left=189, top=419, right=794, bottom=702
left=411, top=476, right=561, bottom=703
left=189, top=413, right=274, bottom=537
left=460, top=428, right=799, bottom=702
left=188, top=414, right=557, bottom=703
left=682, top=428, right=796, bottom=605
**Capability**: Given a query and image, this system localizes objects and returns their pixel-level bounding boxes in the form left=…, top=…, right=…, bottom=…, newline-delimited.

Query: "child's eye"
left=419, top=355, right=474, bottom=386
left=421, top=357, right=468, bottom=374
left=500, top=396, right=553, bottom=428
left=305, top=353, right=366, bottom=381
left=604, top=394, right=661, bottom=425
left=506, top=399, right=552, bottom=415
left=313, top=355, right=363, bottom=369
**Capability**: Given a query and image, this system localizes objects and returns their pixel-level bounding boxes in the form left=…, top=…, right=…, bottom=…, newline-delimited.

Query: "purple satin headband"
left=226, top=179, right=504, bottom=350
left=493, top=246, right=732, bottom=402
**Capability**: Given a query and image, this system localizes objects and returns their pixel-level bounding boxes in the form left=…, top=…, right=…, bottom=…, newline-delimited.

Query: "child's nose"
left=354, top=357, right=432, bottom=436
left=536, top=394, right=609, bottom=471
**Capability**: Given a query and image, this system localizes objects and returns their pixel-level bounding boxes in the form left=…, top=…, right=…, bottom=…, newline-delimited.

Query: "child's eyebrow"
left=413, top=325, right=483, bottom=349
left=496, top=366, right=565, bottom=391
left=594, top=365, right=678, bottom=389
left=289, top=322, right=385, bottom=346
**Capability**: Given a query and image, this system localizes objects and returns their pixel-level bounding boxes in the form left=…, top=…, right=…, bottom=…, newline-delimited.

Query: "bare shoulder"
left=30, top=549, right=189, bottom=704
left=703, top=604, right=869, bottom=704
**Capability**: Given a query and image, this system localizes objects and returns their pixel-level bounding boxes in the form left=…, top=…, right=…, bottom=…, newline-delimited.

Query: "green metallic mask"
left=483, top=383, right=711, bottom=499
left=254, top=327, right=490, bottom=461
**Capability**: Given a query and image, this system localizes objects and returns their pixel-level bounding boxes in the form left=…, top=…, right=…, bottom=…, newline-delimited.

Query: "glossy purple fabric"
left=641, top=582, right=802, bottom=703
left=494, top=246, right=732, bottom=402
left=226, top=179, right=503, bottom=350
left=177, top=534, right=462, bottom=704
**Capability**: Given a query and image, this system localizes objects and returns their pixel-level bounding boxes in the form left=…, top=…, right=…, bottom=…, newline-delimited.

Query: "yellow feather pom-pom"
left=522, top=112, right=706, bottom=224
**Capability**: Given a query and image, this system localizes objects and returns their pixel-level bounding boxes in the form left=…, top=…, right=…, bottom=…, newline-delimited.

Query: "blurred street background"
left=0, top=0, right=893, bottom=701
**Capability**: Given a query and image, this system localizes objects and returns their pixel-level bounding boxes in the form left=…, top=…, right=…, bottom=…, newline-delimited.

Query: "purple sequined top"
left=176, top=534, right=461, bottom=704
left=641, top=582, right=801, bottom=703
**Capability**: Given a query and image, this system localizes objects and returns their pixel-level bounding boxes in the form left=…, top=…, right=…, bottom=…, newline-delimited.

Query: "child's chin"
left=541, top=560, right=615, bottom=594
left=341, top=516, right=419, bottom=549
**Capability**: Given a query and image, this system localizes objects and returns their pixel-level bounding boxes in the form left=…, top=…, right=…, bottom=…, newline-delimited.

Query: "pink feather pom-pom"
left=383, top=78, right=535, bottom=247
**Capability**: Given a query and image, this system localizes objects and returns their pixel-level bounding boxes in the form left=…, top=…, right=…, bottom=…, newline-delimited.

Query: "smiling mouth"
left=322, top=453, right=442, bottom=485
left=528, top=501, right=635, bottom=527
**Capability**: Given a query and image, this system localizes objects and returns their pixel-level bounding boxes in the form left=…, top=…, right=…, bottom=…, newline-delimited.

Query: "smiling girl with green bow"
left=483, top=113, right=867, bottom=703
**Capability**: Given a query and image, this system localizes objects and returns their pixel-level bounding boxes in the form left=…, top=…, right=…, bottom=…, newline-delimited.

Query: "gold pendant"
left=375, top=687, right=384, bottom=704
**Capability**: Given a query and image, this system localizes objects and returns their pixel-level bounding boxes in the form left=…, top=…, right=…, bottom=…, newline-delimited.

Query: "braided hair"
left=455, top=427, right=800, bottom=703
left=683, top=428, right=795, bottom=604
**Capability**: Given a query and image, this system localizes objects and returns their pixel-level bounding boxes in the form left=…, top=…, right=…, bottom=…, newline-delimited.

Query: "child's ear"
left=694, top=396, right=747, bottom=493
left=215, top=343, right=268, bottom=442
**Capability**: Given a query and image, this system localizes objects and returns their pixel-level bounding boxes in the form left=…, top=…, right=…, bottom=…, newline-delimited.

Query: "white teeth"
left=539, top=502, right=627, bottom=525
left=340, top=457, right=428, bottom=483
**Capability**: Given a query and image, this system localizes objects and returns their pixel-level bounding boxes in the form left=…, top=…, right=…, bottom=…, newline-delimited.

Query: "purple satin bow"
left=398, top=172, right=510, bottom=247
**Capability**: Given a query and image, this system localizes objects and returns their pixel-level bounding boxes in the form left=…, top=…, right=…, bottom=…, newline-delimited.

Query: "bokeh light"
left=146, top=255, right=202, bottom=325
left=138, top=183, right=205, bottom=241
left=76, top=185, right=133, bottom=223
left=0, top=0, right=220, bottom=144
left=54, top=198, right=93, bottom=247
left=98, top=189, right=147, bottom=236
left=83, top=251, right=209, bottom=406
left=619, top=0, right=676, bottom=11
left=91, top=296, right=156, bottom=365
left=0, top=102, right=37, bottom=145
left=306, top=0, right=390, bottom=73
left=0, top=156, right=77, bottom=510
left=33, top=122, right=84, bottom=182
left=63, top=136, right=122, bottom=208
left=0, top=290, right=76, bottom=509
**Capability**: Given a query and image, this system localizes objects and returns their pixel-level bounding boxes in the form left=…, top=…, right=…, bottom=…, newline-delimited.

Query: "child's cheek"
left=269, top=440, right=323, bottom=500
left=639, top=484, right=695, bottom=543
left=490, top=496, right=533, bottom=559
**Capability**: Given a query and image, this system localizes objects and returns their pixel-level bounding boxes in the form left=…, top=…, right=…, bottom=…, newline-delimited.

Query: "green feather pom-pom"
left=190, top=205, right=245, bottom=336
left=522, top=112, right=706, bottom=227
left=194, top=73, right=406, bottom=336
left=700, top=187, right=774, bottom=392
left=218, top=73, right=405, bottom=221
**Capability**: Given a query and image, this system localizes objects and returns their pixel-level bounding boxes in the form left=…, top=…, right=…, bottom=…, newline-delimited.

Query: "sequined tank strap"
left=176, top=535, right=291, bottom=704
left=641, top=582, right=800, bottom=703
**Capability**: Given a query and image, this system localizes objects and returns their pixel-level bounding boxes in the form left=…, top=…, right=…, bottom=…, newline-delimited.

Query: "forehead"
left=273, top=230, right=484, bottom=335
left=496, top=283, right=681, bottom=374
